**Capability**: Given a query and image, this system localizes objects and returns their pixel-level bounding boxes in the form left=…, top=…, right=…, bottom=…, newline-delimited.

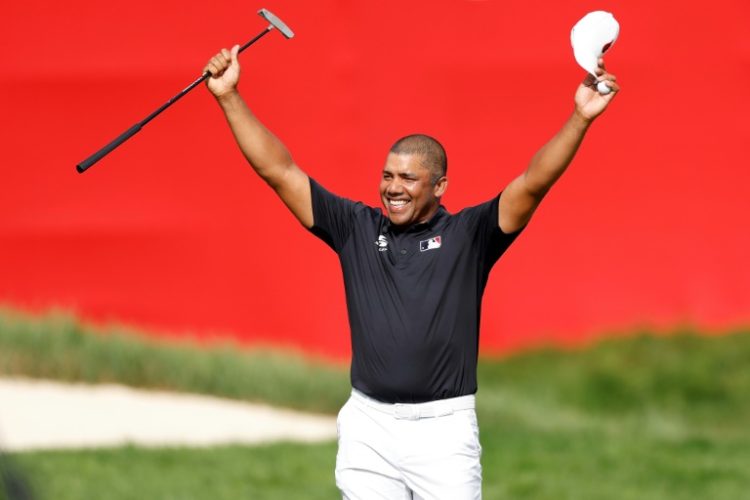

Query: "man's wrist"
left=571, top=108, right=594, bottom=130
left=215, top=89, right=242, bottom=109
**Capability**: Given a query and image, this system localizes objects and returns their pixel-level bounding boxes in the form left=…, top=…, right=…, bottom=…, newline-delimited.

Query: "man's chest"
left=340, top=218, right=478, bottom=288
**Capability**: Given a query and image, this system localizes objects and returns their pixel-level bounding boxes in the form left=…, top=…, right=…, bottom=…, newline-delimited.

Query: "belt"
left=350, top=389, right=475, bottom=420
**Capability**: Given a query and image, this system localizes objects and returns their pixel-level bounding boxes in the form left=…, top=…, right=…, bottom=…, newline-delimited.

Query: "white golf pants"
left=335, top=389, right=482, bottom=499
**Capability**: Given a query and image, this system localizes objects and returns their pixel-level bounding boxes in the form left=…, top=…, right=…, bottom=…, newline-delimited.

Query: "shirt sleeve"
left=307, top=177, right=359, bottom=253
left=459, top=193, right=524, bottom=267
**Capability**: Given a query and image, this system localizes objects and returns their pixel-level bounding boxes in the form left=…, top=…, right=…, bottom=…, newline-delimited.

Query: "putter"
left=76, top=8, right=294, bottom=173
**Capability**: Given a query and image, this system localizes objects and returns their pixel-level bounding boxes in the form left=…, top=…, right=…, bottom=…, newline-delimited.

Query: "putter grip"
left=76, top=123, right=142, bottom=173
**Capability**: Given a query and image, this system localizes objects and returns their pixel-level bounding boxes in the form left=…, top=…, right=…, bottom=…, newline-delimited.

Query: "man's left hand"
left=574, top=58, right=619, bottom=122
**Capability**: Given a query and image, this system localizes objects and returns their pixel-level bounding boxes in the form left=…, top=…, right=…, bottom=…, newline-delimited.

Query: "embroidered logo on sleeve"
left=375, top=235, right=389, bottom=252
left=419, top=236, right=442, bottom=252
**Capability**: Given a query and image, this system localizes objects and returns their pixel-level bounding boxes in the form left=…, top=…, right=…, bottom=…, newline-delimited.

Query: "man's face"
left=379, top=153, right=447, bottom=227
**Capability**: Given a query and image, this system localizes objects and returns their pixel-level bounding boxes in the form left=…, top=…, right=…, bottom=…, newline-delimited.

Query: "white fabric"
left=335, top=389, right=482, bottom=500
left=570, top=11, right=620, bottom=75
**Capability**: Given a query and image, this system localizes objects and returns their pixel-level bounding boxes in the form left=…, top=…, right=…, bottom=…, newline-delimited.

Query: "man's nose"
left=386, top=179, right=404, bottom=194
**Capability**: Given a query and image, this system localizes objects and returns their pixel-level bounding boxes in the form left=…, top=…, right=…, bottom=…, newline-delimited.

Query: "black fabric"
left=308, top=178, right=521, bottom=403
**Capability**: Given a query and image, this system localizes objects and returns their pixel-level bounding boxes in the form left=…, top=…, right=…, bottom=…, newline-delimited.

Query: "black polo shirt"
left=309, top=178, right=521, bottom=403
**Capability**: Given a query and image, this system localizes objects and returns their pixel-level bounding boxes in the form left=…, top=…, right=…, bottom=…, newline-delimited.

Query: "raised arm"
left=204, top=45, right=313, bottom=228
left=498, top=59, right=619, bottom=234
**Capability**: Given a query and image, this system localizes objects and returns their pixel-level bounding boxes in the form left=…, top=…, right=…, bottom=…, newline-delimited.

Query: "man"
left=204, top=44, right=618, bottom=499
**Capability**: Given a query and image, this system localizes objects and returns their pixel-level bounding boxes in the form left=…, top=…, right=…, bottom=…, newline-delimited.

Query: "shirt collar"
left=383, top=205, right=448, bottom=234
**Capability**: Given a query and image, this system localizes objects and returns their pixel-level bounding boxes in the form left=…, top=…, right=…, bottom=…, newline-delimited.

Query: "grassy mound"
left=0, top=308, right=349, bottom=413
left=2, top=308, right=749, bottom=499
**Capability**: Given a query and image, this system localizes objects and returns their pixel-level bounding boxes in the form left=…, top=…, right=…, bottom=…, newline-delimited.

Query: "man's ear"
left=434, top=176, right=448, bottom=198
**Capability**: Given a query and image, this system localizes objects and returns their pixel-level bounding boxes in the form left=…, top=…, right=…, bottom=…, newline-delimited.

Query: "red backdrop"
left=1, top=0, right=748, bottom=358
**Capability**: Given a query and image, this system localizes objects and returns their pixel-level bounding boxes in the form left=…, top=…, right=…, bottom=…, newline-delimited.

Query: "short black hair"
left=390, top=134, right=447, bottom=185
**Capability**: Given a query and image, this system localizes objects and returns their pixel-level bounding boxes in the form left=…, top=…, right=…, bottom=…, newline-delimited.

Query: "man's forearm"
left=216, top=90, right=294, bottom=188
left=523, top=110, right=592, bottom=197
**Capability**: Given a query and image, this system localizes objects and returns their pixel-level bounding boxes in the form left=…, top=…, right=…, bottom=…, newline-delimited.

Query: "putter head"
left=258, top=8, right=294, bottom=39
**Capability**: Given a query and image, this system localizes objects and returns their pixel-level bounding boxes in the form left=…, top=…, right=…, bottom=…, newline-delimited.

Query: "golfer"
left=204, top=44, right=618, bottom=499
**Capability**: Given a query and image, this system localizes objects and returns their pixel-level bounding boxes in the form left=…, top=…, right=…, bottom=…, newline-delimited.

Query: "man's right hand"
left=204, top=45, right=240, bottom=98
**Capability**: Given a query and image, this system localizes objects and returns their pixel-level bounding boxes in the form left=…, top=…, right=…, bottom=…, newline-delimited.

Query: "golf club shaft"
left=76, top=27, right=273, bottom=173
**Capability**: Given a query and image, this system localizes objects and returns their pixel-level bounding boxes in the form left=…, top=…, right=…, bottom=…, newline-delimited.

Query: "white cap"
left=571, top=11, right=620, bottom=76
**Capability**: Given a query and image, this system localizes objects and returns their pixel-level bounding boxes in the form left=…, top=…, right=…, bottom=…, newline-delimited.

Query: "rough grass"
left=2, top=308, right=749, bottom=499
left=0, top=307, right=350, bottom=413
left=474, top=331, right=750, bottom=499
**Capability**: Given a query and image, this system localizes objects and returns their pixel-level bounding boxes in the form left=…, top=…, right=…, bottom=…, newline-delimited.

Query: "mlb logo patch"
left=419, top=235, right=442, bottom=252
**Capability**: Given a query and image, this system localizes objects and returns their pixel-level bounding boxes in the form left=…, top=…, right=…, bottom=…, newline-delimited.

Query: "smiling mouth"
left=387, top=199, right=410, bottom=211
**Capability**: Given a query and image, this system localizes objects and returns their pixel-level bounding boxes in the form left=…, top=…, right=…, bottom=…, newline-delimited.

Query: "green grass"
left=6, top=444, right=340, bottom=500
left=474, top=332, right=750, bottom=499
left=2, top=308, right=750, bottom=499
left=0, top=307, right=350, bottom=413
